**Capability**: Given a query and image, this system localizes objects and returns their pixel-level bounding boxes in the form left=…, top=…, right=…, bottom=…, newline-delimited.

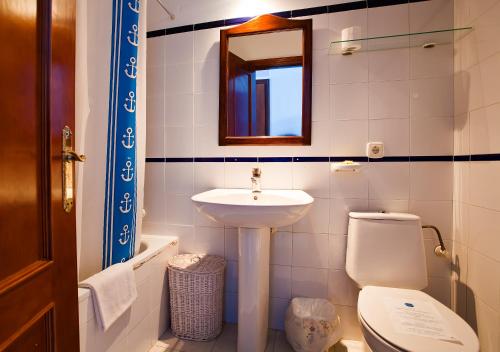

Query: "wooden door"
left=227, top=52, right=255, bottom=137
left=255, top=79, right=270, bottom=136
left=0, top=0, right=79, bottom=351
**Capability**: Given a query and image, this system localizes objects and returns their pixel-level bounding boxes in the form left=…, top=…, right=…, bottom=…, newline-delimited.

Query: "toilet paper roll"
left=341, top=26, right=362, bottom=52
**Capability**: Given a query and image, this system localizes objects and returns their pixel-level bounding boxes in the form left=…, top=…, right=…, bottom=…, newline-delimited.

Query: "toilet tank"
left=346, top=212, right=428, bottom=290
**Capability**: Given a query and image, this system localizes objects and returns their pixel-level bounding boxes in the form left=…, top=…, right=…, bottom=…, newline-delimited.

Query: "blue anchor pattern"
left=103, top=0, right=140, bottom=269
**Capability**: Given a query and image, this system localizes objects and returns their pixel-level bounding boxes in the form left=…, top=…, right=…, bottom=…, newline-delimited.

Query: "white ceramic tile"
left=164, top=32, right=194, bottom=65
left=165, top=162, right=194, bottom=195
left=224, top=228, right=238, bottom=261
left=292, top=162, right=330, bottom=198
left=144, top=164, right=165, bottom=223
left=368, top=199, right=409, bottom=213
left=369, top=81, right=410, bottom=119
left=194, top=60, right=219, bottom=94
left=224, top=162, right=259, bottom=189
left=129, top=280, right=152, bottom=332
left=473, top=2, right=500, bottom=62
left=293, top=198, right=329, bottom=234
left=410, top=0, right=453, bottom=32
left=194, top=92, right=218, bottom=126
left=368, top=3, right=409, bottom=37
left=194, top=28, right=220, bottom=62
left=470, top=103, right=500, bottom=154
left=467, top=292, right=500, bottom=352
left=194, top=162, right=225, bottom=193
left=335, top=305, right=362, bottom=340
left=328, top=234, right=348, bottom=270
left=225, top=260, right=238, bottom=293
left=453, top=201, right=470, bottom=246
left=423, top=277, right=452, bottom=307
left=165, top=63, right=193, bottom=95
left=410, top=118, right=454, bottom=156
left=331, top=83, right=369, bottom=120
left=270, top=265, right=292, bottom=299
left=470, top=161, right=500, bottom=211
left=311, top=14, right=331, bottom=51
left=410, top=77, right=453, bottom=118
left=291, top=267, right=328, bottom=299
left=410, top=44, right=453, bottom=79
left=164, top=94, right=193, bottom=127
left=409, top=200, right=453, bottom=239
left=165, top=194, right=193, bottom=225
left=182, top=226, right=225, bottom=257
left=260, top=162, right=293, bottom=190
left=312, top=49, right=329, bottom=86
left=367, top=162, right=410, bottom=200
left=330, top=163, right=369, bottom=199
left=146, top=125, right=165, bottom=158
left=147, top=36, right=164, bottom=68
left=331, top=120, right=368, bottom=156
left=454, top=113, right=470, bottom=156
left=269, top=298, right=290, bottom=331
left=312, top=85, right=330, bottom=122
left=369, top=48, right=409, bottom=82
left=271, top=231, right=292, bottom=266
left=292, top=233, right=329, bottom=269
left=479, top=51, right=500, bottom=107
left=193, top=123, right=225, bottom=157
left=453, top=162, right=470, bottom=204
left=468, top=205, right=500, bottom=262
left=410, top=162, right=453, bottom=201
left=305, top=120, right=333, bottom=157
left=147, top=96, right=164, bottom=127
left=330, top=52, right=369, bottom=84
left=330, top=198, right=369, bottom=235
left=424, top=238, right=452, bottom=278
left=467, top=249, right=500, bottom=312
left=328, top=269, right=359, bottom=306
left=164, top=126, right=194, bottom=157
left=147, top=65, right=164, bottom=98
left=329, top=9, right=367, bottom=42
left=369, top=118, right=410, bottom=156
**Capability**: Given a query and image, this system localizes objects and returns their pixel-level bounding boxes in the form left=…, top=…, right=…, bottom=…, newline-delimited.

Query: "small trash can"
left=285, top=297, right=342, bottom=352
left=168, top=254, right=226, bottom=341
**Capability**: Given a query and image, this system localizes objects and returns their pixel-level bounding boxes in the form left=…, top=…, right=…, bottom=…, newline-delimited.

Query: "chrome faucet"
left=251, top=168, right=262, bottom=193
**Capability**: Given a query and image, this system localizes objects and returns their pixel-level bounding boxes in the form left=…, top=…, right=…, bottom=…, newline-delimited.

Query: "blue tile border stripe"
left=147, top=0, right=428, bottom=38
left=146, top=154, right=500, bottom=163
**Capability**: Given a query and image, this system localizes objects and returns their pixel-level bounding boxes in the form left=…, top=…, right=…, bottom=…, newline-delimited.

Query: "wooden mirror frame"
left=219, top=14, right=313, bottom=146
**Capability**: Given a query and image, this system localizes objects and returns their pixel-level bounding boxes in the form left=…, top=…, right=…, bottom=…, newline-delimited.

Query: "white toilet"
left=346, top=212, right=479, bottom=352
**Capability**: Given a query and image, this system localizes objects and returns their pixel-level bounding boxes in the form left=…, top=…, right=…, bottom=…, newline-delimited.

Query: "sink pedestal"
left=238, top=227, right=270, bottom=352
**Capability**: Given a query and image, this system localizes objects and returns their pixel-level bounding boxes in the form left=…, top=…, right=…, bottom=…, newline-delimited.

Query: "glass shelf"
left=329, top=27, right=473, bottom=55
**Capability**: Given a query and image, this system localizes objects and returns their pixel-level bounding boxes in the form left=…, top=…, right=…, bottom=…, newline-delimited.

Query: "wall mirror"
left=219, top=15, right=312, bottom=145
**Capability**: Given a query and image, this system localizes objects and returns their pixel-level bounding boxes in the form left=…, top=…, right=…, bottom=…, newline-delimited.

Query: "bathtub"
left=78, top=235, right=178, bottom=352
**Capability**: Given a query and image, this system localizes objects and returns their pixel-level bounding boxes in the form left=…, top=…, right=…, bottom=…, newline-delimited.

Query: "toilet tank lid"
left=349, top=212, right=420, bottom=221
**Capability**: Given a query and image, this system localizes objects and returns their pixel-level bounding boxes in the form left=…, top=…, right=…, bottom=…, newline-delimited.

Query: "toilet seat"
left=358, top=286, right=479, bottom=352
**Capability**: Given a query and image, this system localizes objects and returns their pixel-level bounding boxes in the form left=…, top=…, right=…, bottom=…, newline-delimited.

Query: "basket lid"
left=168, top=254, right=226, bottom=273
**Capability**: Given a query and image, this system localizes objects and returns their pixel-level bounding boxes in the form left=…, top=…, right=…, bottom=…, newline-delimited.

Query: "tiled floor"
left=150, top=324, right=294, bottom=352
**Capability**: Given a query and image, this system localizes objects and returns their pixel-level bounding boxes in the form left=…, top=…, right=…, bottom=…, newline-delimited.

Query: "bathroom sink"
left=192, top=188, right=314, bottom=352
left=191, top=188, right=314, bottom=228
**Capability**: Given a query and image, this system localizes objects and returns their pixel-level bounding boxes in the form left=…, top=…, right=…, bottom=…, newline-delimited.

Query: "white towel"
left=79, top=261, right=137, bottom=331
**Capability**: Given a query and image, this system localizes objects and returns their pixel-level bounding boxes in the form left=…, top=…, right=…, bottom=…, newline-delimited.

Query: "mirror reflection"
left=227, top=30, right=303, bottom=137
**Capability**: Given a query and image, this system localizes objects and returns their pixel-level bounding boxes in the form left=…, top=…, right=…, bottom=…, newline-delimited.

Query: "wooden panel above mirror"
left=219, top=14, right=312, bottom=146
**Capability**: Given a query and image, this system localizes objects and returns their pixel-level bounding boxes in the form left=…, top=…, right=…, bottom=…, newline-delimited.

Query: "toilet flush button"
left=367, top=142, right=384, bottom=158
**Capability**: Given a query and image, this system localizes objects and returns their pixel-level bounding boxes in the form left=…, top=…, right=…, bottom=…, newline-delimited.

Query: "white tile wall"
left=454, top=0, right=500, bottom=350
left=144, top=0, right=456, bottom=340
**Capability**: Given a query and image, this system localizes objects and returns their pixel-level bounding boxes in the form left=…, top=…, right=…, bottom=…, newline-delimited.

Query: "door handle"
left=62, top=126, right=86, bottom=213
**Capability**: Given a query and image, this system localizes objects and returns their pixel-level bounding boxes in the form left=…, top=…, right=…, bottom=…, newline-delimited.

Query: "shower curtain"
left=75, top=0, right=147, bottom=280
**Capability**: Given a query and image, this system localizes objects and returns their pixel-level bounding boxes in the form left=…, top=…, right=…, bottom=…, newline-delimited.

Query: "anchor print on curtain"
left=103, top=0, right=140, bottom=268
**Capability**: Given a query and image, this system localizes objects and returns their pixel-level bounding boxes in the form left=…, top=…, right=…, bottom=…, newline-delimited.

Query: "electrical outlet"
left=367, top=142, right=384, bottom=158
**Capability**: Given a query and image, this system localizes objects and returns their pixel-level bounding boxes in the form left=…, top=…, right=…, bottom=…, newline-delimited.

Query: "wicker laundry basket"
left=168, top=254, right=226, bottom=341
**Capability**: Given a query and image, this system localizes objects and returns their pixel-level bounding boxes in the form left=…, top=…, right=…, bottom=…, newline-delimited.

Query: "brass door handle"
left=62, top=126, right=85, bottom=213
left=63, top=150, right=86, bottom=162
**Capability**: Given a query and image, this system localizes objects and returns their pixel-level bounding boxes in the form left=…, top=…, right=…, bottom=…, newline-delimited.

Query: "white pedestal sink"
left=191, top=189, right=314, bottom=352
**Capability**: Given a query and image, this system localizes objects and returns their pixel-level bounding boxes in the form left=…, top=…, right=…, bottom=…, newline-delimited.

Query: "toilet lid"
left=358, top=286, right=479, bottom=352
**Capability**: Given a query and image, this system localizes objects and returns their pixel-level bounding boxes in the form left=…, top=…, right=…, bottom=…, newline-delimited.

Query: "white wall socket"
left=367, top=142, right=384, bottom=158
